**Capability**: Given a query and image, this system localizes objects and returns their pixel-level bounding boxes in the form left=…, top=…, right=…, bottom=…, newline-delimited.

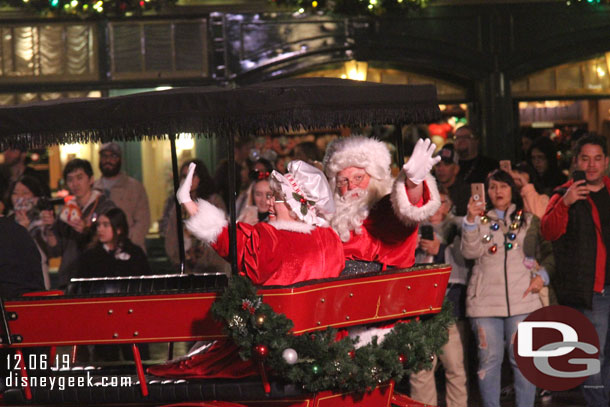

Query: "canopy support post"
left=396, top=124, right=405, bottom=166
left=170, top=134, right=187, bottom=275
left=227, top=134, right=238, bottom=275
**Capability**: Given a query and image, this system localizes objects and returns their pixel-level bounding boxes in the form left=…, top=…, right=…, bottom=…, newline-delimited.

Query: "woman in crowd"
left=462, top=169, right=549, bottom=407
left=236, top=157, right=274, bottom=219
left=526, top=137, right=567, bottom=195
left=6, top=175, right=52, bottom=289
left=509, top=162, right=555, bottom=310
left=162, top=159, right=229, bottom=274
left=237, top=168, right=273, bottom=225
left=78, top=207, right=151, bottom=278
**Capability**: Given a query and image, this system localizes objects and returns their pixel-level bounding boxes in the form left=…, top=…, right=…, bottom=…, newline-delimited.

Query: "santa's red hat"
left=323, top=136, right=392, bottom=183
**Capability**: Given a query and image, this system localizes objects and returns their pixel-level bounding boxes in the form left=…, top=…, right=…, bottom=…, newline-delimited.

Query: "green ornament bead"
left=312, top=365, right=320, bottom=374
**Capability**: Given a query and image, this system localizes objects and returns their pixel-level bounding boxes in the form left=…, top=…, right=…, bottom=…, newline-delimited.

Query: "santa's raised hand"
left=402, top=138, right=440, bottom=185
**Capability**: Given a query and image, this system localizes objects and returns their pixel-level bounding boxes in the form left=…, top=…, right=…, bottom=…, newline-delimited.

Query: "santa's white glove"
left=176, top=162, right=196, bottom=204
left=402, top=138, right=441, bottom=185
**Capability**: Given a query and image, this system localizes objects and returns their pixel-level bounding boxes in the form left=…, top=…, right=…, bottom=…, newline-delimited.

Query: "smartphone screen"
left=500, top=160, right=511, bottom=173
left=471, top=183, right=485, bottom=204
left=420, top=225, right=434, bottom=240
left=573, top=170, right=586, bottom=182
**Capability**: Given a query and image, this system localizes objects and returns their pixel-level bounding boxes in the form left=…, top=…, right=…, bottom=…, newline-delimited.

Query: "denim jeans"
left=578, top=286, right=610, bottom=407
left=470, top=314, right=536, bottom=407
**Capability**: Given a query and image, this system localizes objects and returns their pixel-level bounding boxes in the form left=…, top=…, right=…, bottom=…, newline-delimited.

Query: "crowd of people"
left=0, top=126, right=609, bottom=407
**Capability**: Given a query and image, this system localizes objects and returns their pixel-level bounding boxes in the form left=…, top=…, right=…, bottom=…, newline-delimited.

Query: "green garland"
left=0, top=0, right=176, bottom=17
left=269, top=0, right=430, bottom=17
left=211, top=275, right=454, bottom=393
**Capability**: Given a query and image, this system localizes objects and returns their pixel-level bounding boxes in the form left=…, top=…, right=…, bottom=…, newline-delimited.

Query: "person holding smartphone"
left=541, top=134, right=610, bottom=407
left=462, top=170, right=550, bottom=407
left=410, top=186, right=469, bottom=407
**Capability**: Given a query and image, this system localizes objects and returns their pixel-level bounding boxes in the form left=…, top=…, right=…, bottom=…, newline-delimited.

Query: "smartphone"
left=499, top=160, right=512, bottom=173
left=420, top=225, right=434, bottom=240
left=471, top=183, right=485, bottom=203
left=573, top=170, right=586, bottom=182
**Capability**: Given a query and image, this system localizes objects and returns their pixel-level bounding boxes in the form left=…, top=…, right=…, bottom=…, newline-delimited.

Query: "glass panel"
left=556, top=64, right=582, bottom=91
left=528, top=69, right=555, bottom=92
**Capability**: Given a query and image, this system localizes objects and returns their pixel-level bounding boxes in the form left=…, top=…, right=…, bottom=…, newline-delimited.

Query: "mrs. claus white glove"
left=402, top=138, right=441, bottom=185
left=176, top=162, right=196, bottom=204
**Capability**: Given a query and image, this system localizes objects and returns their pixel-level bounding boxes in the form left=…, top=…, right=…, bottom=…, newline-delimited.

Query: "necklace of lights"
left=479, top=209, right=524, bottom=254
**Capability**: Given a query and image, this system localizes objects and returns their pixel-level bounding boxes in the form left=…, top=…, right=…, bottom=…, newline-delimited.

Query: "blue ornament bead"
left=508, top=233, right=516, bottom=240
left=491, top=223, right=499, bottom=231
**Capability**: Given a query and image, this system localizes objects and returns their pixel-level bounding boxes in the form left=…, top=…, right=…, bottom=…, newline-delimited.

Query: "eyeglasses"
left=270, top=191, right=285, bottom=203
left=336, top=173, right=367, bottom=188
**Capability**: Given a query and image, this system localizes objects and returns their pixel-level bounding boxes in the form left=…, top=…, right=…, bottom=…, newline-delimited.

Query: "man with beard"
left=452, top=125, right=498, bottom=184
left=93, top=143, right=150, bottom=251
left=323, top=136, right=441, bottom=271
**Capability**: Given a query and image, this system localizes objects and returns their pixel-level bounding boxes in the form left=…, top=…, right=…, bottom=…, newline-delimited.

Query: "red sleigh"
left=1, top=264, right=450, bottom=406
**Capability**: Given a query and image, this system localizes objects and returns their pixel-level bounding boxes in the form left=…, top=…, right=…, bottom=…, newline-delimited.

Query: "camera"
left=37, top=196, right=66, bottom=211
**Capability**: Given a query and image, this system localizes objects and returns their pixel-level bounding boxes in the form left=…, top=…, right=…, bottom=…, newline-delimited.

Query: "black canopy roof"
left=0, top=78, right=440, bottom=150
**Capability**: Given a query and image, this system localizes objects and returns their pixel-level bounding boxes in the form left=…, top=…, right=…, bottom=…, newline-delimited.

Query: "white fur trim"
left=348, top=326, right=394, bottom=348
left=323, top=137, right=391, bottom=185
left=268, top=220, right=314, bottom=234
left=185, top=199, right=228, bottom=244
left=390, top=173, right=441, bottom=226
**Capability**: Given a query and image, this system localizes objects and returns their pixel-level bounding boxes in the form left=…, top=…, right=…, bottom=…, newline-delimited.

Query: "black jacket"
left=78, top=240, right=152, bottom=278
left=0, top=217, right=44, bottom=297
left=548, top=186, right=605, bottom=309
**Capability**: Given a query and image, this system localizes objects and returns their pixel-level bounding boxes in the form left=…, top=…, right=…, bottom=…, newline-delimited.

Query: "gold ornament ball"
left=255, top=314, right=266, bottom=327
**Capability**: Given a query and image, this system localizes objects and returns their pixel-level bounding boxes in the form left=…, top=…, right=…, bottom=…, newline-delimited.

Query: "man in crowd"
left=409, top=186, right=468, bottom=407
left=452, top=125, right=498, bottom=184
left=93, top=143, right=150, bottom=251
left=323, top=136, right=441, bottom=270
left=43, top=159, right=115, bottom=287
left=541, top=134, right=610, bottom=407
left=433, top=144, right=470, bottom=217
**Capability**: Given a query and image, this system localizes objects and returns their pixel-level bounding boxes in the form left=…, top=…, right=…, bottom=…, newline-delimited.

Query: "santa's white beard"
left=330, top=188, right=374, bottom=242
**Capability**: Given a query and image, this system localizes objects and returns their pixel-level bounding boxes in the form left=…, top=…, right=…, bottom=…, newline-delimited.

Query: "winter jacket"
left=462, top=204, right=544, bottom=318
left=78, top=240, right=152, bottom=278
left=540, top=176, right=610, bottom=309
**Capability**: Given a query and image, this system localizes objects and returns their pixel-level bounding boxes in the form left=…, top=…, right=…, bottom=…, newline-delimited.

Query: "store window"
left=0, top=23, right=98, bottom=83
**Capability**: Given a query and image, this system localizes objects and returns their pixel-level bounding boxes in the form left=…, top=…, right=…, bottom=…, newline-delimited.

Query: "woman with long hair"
left=526, top=137, right=567, bottom=195
left=237, top=168, right=273, bottom=225
left=462, top=169, right=550, bottom=407
left=7, top=175, right=52, bottom=288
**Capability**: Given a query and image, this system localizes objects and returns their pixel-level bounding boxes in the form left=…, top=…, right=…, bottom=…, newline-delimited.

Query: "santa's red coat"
left=342, top=174, right=440, bottom=269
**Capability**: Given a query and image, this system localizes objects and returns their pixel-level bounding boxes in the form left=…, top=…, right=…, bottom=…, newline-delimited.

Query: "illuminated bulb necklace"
left=480, top=209, right=524, bottom=254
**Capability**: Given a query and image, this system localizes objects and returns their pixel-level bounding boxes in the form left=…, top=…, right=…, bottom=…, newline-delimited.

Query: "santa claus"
left=323, top=136, right=441, bottom=270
